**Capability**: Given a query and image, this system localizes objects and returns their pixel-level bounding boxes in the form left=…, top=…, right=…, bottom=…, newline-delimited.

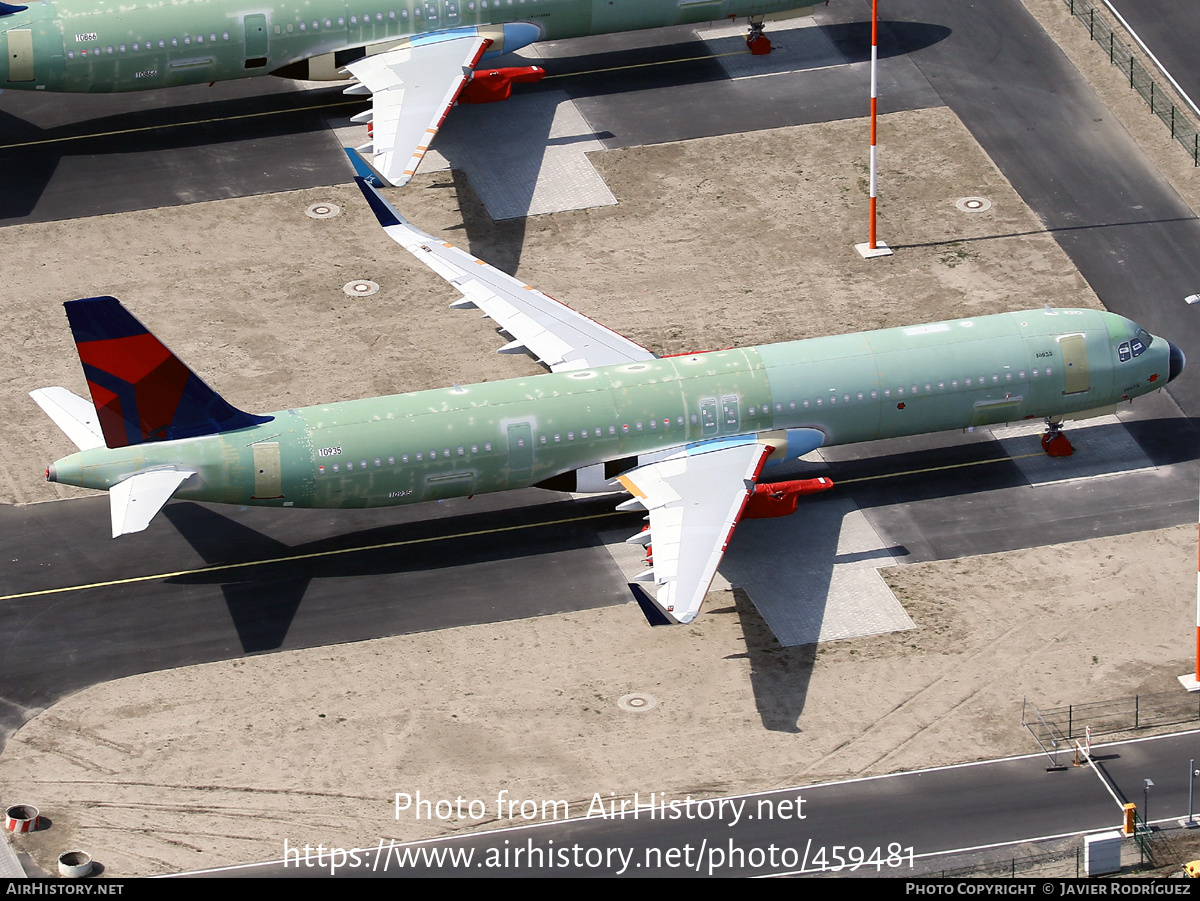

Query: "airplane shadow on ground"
left=521, top=21, right=950, bottom=97
left=711, top=414, right=1197, bottom=732
left=162, top=413, right=1197, bottom=733
left=0, top=18, right=949, bottom=224
left=730, top=590, right=818, bottom=735
left=1, top=416, right=1185, bottom=749
left=161, top=495, right=641, bottom=653
left=0, top=83, right=360, bottom=222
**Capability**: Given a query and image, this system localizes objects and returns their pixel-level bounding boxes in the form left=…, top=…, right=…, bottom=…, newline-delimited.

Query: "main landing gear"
left=1041, top=420, right=1074, bottom=457
left=746, top=17, right=772, bottom=55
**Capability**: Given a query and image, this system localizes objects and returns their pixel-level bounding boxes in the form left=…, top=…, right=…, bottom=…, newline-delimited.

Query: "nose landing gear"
left=1041, top=420, right=1074, bottom=457
left=746, top=17, right=772, bottom=55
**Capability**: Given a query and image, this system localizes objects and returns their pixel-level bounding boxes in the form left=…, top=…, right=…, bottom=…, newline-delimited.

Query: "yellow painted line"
left=0, top=48, right=749, bottom=151
left=0, top=97, right=366, bottom=151
left=836, top=451, right=1047, bottom=485
left=2, top=450, right=1044, bottom=602
left=0, top=509, right=625, bottom=603
left=542, top=48, right=750, bottom=80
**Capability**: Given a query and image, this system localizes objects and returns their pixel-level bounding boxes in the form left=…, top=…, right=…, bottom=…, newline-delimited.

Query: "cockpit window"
left=1131, top=328, right=1152, bottom=357
left=1118, top=328, right=1152, bottom=362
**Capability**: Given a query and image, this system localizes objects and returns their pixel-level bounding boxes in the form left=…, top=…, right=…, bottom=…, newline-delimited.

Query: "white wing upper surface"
left=618, top=440, right=771, bottom=624
left=344, top=34, right=490, bottom=187
left=356, top=178, right=656, bottom=371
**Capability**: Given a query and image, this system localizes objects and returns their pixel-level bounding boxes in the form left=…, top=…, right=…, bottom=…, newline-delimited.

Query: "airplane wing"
left=30, top=387, right=105, bottom=451
left=355, top=176, right=656, bottom=371
left=109, top=469, right=196, bottom=538
left=618, top=440, right=772, bottom=624
left=343, top=33, right=490, bottom=187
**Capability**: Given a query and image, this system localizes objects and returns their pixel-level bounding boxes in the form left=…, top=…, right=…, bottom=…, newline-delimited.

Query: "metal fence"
left=930, top=829, right=1160, bottom=878
left=1034, top=690, right=1200, bottom=740
left=939, top=848, right=1082, bottom=879
left=1064, top=0, right=1200, bottom=165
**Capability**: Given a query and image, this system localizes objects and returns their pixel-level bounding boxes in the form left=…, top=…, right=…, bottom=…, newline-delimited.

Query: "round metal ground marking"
left=956, top=196, right=992, bottom=213
left=618, top=692, right=658, bottom=713
left=343, top=280, right=380, bottom=297
left=306, top=202, right=341, bottom=219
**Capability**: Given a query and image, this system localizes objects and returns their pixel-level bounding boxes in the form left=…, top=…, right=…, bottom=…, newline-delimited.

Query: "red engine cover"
left=743, top=477, right=834, bottom=519
left=459, top=66, right=545, bottom=104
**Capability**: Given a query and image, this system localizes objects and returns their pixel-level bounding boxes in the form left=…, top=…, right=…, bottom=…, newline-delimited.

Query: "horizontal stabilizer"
left=109, top=469, right=195, bottom=538
left=30, top=387, right=105, bottom=451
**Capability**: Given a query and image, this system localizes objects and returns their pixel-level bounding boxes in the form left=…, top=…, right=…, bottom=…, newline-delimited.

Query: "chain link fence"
left=1063, top=0, right=1200, bottom=165
left=1034, top=690, right=1200, bottom=739
left=939, top=847, right=1083, bottom=879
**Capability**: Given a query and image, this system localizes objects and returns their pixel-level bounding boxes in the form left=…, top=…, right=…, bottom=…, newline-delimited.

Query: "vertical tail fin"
left=64, top=296, right=272, bottom=449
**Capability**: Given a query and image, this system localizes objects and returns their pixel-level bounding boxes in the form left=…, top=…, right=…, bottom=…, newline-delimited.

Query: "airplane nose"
left=1168, top=342, right=1186, bottom=383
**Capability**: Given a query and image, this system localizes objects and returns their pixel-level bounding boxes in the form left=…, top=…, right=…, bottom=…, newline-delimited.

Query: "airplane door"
left=252, top=442, right=283, bottom=498
left=1057, top=334, right=1090, bottom=395
left=507, top=422, right=533, bottom=482
left=721, top=394, right=741, bottom=434
left=699, top=398, right=718, bottom=436
left=6, top=29, right=34, bottom=82
left=244, top=14, right=268, bottom=68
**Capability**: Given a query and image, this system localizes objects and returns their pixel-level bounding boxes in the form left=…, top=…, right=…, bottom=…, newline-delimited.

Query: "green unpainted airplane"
left=0, top=0, right=807, bottom=185
left=31, top=178, right=1185, bottom=625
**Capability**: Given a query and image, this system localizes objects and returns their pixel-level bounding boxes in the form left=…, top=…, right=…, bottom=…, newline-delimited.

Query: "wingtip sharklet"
left=353, top=174, right=405, bottom=229
left=345, top=147, right=395, bottom=190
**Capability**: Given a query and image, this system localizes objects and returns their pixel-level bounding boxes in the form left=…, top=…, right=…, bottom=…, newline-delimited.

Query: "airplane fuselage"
left=1, top=0, right=808, bottom=91
left=48, top=307, right=1179, bottom=509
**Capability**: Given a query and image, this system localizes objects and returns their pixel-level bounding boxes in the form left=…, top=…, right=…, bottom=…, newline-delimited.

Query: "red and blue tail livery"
left=64, top=297, right=272, bottom=449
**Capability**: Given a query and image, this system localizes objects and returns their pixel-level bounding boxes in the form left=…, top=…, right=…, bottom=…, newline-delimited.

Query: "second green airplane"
left=0, top=0, right=813, bottom=185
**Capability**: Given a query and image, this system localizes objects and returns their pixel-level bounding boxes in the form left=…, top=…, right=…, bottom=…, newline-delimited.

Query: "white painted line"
left=1100, top=0, right=1200, bottom=121
left=170, top=728, right=1200, bottom=877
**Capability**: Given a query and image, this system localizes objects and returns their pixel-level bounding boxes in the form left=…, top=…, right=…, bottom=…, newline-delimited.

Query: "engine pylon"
left=459, top=66, right=545, bottom=104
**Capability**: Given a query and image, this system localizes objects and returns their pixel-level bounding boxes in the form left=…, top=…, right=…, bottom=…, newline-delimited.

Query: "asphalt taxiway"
left=1, top=389, right=1193, bottom=751
left=1108, top=0, right=1200, bottom=116
left=0, top=77, right=359, bottom=223
left=197, top=730, right=1200, bottom=877
left=871, top=0, right=1200, bottom=419
left=0, top=14, right=948, bottom=225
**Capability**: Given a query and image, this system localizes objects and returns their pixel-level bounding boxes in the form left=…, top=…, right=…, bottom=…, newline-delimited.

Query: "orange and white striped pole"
left=869, top=0, right=878, bottom=248
left=856, top=0, right=892, bottom=259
